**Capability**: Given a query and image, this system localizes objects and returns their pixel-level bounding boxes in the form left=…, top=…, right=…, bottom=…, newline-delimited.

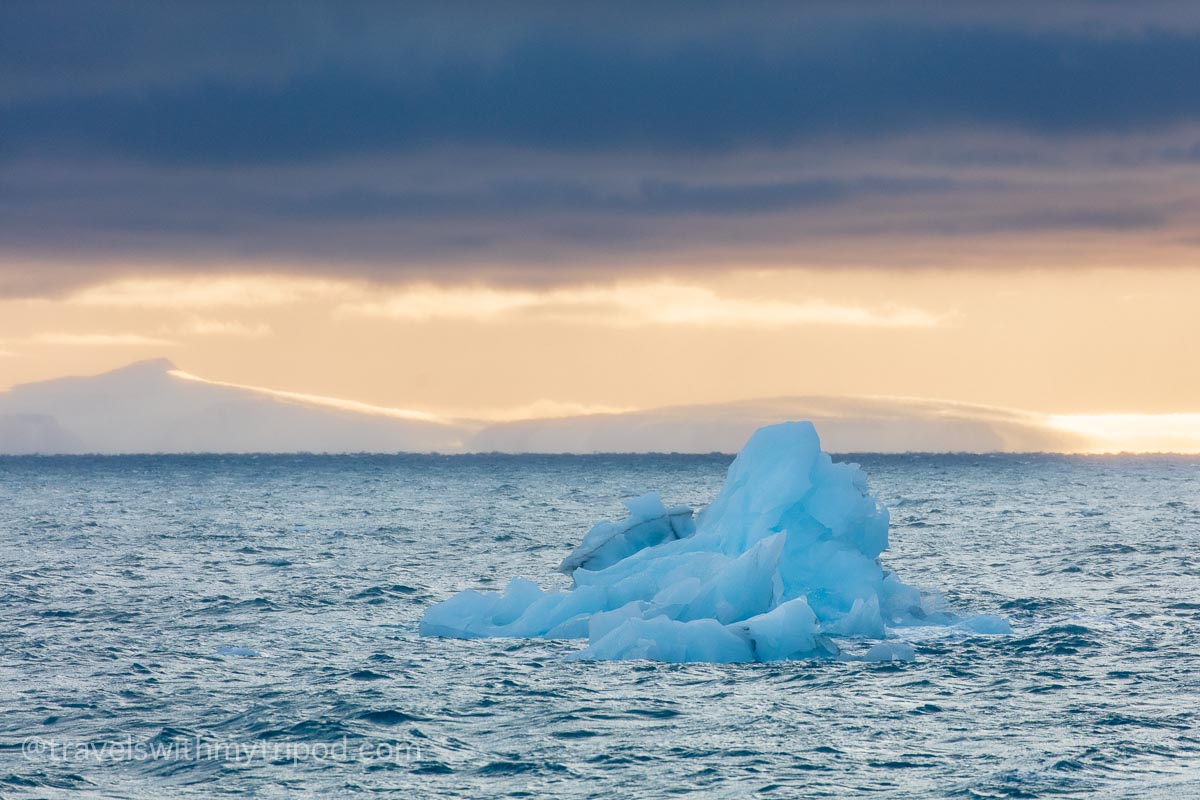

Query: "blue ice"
left=421, top=422, right=1010, bottom=662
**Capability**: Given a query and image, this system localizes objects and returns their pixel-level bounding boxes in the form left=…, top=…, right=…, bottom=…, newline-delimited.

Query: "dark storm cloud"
left=7, top=18, right=1200, bottom=162
left=274, top=176, right=969, bottom=220
left=2, top=1, right=1199, bottom=293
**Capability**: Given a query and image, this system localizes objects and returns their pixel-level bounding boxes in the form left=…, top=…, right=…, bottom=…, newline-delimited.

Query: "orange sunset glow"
left=3, top=267, right=1199, bottom=452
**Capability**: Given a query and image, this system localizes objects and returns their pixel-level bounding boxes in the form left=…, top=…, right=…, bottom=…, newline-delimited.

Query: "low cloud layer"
left=339, top=282, right=946, bottom=329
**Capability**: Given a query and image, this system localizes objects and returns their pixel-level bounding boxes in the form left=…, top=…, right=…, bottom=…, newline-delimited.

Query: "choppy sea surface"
left=1, top=453, right=1198, bottom=799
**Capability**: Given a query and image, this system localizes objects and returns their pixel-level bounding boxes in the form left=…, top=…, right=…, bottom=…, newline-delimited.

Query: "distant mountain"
left=0, top=359, right=468, bottom=454
left=0, top=359, right=1088, bottom=455
left=468, top=395, right=1088, bottom=454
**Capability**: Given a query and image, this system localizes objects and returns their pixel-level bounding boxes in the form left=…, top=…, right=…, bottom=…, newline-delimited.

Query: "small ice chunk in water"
left=862, top=641, right=916, bottom=662
left=954, top=614, right=1014, bottom=635
left=558, top=492, right=695, bottom=575
left=421, top=421, right=1010, bottom=663
left=216, top=646, right=260, bottom=657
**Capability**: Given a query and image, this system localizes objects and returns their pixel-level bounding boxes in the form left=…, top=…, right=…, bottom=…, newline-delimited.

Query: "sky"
left=2, top=2, right=1200, bottom=446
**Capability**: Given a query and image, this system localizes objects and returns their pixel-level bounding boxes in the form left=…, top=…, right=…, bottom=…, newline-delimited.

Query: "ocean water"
left=1, top=453, right=1198, bottom=799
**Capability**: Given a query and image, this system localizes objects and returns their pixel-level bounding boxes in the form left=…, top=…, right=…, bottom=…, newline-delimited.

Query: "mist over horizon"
left=2, top=357, right=1194, bottom=455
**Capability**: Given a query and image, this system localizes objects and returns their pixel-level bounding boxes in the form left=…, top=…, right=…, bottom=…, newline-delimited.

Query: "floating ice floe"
left=420, top=421, right=1009, bottom=663
left=216, top=645, right=261, bottom=658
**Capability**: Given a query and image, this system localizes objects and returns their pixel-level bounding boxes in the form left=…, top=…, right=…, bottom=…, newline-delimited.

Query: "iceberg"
left=421, top=421, right=1009, bottom=662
